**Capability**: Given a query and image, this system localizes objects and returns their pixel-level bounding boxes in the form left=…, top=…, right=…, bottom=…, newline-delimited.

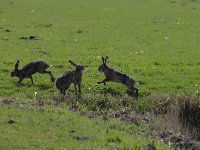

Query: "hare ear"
left=102, top=57, right=105, bottom=64
left=69, top=60, right=76, bottom=66
left=15, top=60, right=19, bottom=69
left=105, top=56, right=108, bottom=63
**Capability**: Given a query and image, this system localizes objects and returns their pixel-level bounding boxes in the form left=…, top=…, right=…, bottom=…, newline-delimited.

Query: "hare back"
left=22, top=61, right=49, bottom=73
left=64, top=70, right=83, bottom=85
left=105, top=68, right=136, bottom=85
left=56, top=76, right=71, bottom=90
left=63, top=70, right=76, bottom=80
left=63, top=70, right=74, bottom=75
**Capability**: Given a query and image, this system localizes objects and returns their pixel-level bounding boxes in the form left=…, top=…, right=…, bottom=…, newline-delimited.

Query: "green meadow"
left=0, top=0, right=199, bottom=149
left=1, top=105, right=157, bottom=150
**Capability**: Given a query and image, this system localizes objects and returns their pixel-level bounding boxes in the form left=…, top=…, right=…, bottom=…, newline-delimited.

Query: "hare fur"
left=97, top=56, right=139, bottom=97
left=56, top=60, right=85, bottom=98
left=11, top=60, right=55, bottom=85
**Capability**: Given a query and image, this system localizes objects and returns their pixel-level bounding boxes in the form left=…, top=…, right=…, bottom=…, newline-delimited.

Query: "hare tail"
left=135, top=80, right=140, bottom=85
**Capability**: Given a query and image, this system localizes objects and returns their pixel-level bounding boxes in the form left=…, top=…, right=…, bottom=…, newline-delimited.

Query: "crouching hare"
left=11, top=60, right=55, bottom=85
left=97, top=56, right=139, bottom=98
left=56, top=60, right=85, bottom=98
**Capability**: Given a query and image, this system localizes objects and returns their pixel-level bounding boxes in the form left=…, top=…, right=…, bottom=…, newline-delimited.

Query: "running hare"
left=97, top=56, right=139, bottom=97
left=11, top=60, right=55, bottom=85
left=56, top=60, right=85, bottom=98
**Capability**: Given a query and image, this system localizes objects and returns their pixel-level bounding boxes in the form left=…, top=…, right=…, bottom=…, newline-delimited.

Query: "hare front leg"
left=29, top=76, right=34, bottom=85
left=59, top=89, right=65, bottom=95
left=18, top=77, right=24, bottom=85
left=74, top=83, right=78, bottom=96
left=74, top=84, right=81, bottom=99
left=97, top=78, right=109, bottom=85
left=77, top=83, right=82, bottom=99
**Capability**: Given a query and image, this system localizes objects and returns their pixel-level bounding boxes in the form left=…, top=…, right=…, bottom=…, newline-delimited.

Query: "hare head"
left=11, top=60, right=20, bottom=77
left=98, top=56, right=109, bottom=72
left=69, top=60, right=85, bottom=71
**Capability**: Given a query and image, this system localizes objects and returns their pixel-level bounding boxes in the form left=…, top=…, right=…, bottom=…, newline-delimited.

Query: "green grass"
left=0, top=0, right=199, bottom=99
left=0, top=0, right=199, bottom=149
left=0, top=105, right=168, bottom=149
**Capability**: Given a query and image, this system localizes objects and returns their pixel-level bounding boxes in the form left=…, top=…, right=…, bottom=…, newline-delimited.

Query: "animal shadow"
left=1, top=69, right=9, bottom=73
left=34, top=83, right=53, bottom=90
left=100, top=87, right=122, bottom=96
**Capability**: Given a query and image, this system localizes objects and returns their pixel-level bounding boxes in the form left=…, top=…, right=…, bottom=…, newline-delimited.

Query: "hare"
left=97, top=56, right=139, bottom=97
left=11, top=60, right=55, bottom=85
left=56, top=60, right=85, bottom=98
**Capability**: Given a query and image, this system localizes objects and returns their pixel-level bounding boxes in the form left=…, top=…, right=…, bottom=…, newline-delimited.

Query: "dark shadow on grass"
left=11, top=82, right=25, bottom=87
left=11, top=81, right=53, bottom=90
left=100, top=87, right=122, bottom=96
left=11, top=81, right=36, bottom=87
left=34, top=83, right=53, bottom=90
left=1, top=69, right=10, bottom=73
left=137, top=91, right=152, bottom=98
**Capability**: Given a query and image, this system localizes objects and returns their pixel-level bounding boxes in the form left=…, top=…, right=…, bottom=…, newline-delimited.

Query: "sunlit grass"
left=0, top=0, right=199, bottom=100
left=0, top=105, right=169, bottom=149
left=0, top=0, right=199, bottom=149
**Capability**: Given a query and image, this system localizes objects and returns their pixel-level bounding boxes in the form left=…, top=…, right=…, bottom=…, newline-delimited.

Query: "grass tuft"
left=178, top=94, right=200, bottom=139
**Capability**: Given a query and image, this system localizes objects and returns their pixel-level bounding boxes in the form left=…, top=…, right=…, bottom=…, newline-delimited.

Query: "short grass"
left=0, top=0, right=199, bottom=99
left=0, top=105, right=168, bottom=149
left=0, top=0, right=199, bottom=149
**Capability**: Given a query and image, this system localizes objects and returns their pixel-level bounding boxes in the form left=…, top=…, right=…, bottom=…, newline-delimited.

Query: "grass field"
left=1, top=105, right=160, bottom=150
left=0, top=0, right=199, bottom=149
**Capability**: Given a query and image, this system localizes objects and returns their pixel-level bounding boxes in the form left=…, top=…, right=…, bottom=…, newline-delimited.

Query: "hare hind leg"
left=126, top=85, right=138, bottom=98
left=97, top=78, right=109, bottom=85
left=133, top=87, right=139, bottom=97
left=77, top=83, right=82, bottom=94
left=40, top=70, right=55, bottom=82
left=61, top=89, right=67, bottom=97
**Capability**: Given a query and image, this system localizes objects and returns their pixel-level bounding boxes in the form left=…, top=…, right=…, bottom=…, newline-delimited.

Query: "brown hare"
left=97, top=56, right=139, bottom=98
left=56, top=60, right=85, bottom=98
left=11, top=60, right=55, bottom=85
